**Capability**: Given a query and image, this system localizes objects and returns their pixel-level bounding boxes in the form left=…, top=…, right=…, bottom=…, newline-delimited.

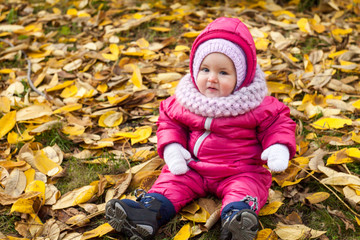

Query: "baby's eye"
left=201, top=68, right=209, bottom=72
left=220, top=71, right=228, bottom=75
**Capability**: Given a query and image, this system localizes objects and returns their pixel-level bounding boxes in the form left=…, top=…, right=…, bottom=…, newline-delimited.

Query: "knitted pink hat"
left=192, top=38, right=247, bottom=91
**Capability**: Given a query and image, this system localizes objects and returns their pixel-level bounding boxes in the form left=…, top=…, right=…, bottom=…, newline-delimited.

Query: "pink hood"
left=189, top=17, right=257, bottom=90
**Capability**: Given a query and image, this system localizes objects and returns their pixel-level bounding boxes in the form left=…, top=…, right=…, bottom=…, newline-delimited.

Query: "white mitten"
left=163, top=143, right=191, bottom=175
left=261, top=143, right=290, bottom=172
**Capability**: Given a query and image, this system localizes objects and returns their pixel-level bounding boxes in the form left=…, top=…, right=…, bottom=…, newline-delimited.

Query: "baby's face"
left=196, top=53, right=236, bottom=98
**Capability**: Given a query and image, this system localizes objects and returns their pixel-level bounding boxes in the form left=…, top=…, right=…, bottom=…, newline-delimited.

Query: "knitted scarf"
left=175, top=65, right=268, bottom=118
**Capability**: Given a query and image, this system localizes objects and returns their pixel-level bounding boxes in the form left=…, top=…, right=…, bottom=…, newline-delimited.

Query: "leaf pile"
left=1, top=0, right=360, bottom=239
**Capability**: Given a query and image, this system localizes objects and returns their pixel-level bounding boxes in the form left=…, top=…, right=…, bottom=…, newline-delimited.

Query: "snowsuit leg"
left=215, top=170, right=272, bottom=215
left=148, top=165, right=207, bottom=213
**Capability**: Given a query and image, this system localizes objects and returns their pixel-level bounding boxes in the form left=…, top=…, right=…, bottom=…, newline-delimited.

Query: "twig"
left=0, top=39, right=46, bottom=98
left=292, top=163, right=360, bottom=218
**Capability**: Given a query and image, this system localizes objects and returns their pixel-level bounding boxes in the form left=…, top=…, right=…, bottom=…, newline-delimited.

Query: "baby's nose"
left=208, top=72, right=218, bottom=82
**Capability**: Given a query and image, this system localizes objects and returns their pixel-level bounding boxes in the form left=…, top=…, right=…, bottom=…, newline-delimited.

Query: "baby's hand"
left=163, top=143, right=191, bottom=175
left=261, top=144, right=289, bottom=172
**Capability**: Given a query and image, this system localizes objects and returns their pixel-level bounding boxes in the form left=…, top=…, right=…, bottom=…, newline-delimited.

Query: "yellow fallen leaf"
left=46, top=81, right=75, bottom=92
left=297, top=18, right=312, bottom=33
left=259, top=201, right=283, bottom=216
left=24, top=168, right=35, bottom=188
left=136, top=38, right=150, bottom=48
left=96, top=83, right=108, bottom=93
left=11, top=197, right=37, bottom=214
left=53, top=103, right=82, bottom=114
left=331, top=28, right=352, bottom=35
left=53, top=185, right=97, bottom=210
left=266, top=82, right=292, bottom=94
left=7, top=129, right=34, bottom=144
left=0, top=111, right=16, bottom=138
left=321, top=172, right=360, bottom=186
left=327, top=148, right=353, bottom=165
left=131, top=126, right=152, bottom=145
left=182, top=31, right=201, bottom=38
left=304, top=54, right=313, bottom=73
left=102, top=53, right=118, bottom=61
left=256, top=228, right=277, bottom=240
left=0, top=68, right=15, bottom=74
left=274, top=222, right=326, bottom=240
left=174, top=45, right=190, bottom=52
left=66, top=214, right=90, bottom=227
left=312, top=118, right=352, bottom=130
left=34, top=150, right=63, bottom=176
left=0, top=96, right=11, bottom=113
left=63, top=59, right=83, bottom=72
left=129, top=64, right=142, bottom=88
left=107, top=94, right=130, bottom=105
left=98, top=111, right=123, bottom=128
left=17, top=104, right=52, bottom=121
left=62, top=124, right=85, bottom=136
left=25, top=180, right=46, bottom=205
left=174, top=223, right=192, bottom=240
left=74, top=185, right=97, bottom=205
left=305, top=192, right=330, bottom=204
left=272, top=10, right=295, bottom=18
left=81, top=223, right=113, bottom=239
left=255, top=38, right=270, bottom=51
left=27, top=50, right=51, bottom=58
left=60, top=85, right=78, bottom=98
left=347, top=147, right=360, bottom=159
left=356, top=216, right=360, bottom=226
left=66, top=8, right=77, bottom=16
left=149, top=26, right=171, bottom=32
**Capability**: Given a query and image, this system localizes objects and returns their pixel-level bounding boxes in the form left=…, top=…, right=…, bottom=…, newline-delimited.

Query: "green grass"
left=55, top=153, right=128, bottom=195
left=34, top=124, right=75, bottom=152
left=0, top=209, right=20, bottom=235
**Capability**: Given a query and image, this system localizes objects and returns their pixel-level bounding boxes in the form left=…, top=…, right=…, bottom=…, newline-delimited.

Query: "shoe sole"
left=227, top=211, right=258, bottom=240
left=105, top=200, right=153, bottom=240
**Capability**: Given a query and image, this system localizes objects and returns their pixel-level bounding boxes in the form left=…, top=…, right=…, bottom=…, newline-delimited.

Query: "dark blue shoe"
left=105, top=197, right=161, bottom=240
left=220, top=209, right=259, bottom=240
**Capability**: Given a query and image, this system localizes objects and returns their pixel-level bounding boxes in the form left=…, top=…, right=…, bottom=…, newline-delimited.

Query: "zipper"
left=193, top=117, right=213, bottom=157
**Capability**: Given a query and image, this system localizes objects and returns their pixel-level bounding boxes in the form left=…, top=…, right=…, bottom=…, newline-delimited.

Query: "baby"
left=105, top=17, right=296, bottom=240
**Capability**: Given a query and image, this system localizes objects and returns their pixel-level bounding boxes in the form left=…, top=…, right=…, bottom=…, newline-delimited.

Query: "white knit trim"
left=175, top=65, right=268, bottom=118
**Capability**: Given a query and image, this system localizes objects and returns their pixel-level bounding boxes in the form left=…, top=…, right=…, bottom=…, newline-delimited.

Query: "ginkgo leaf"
left=0, top=111, right=16, bottom=139
left=312, top=118, right=352, bottom=130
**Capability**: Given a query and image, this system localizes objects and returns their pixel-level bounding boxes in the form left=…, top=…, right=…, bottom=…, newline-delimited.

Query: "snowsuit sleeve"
left=156, top=96, right=189, bottom=159
left=254, top=96, right=297, bottom=158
